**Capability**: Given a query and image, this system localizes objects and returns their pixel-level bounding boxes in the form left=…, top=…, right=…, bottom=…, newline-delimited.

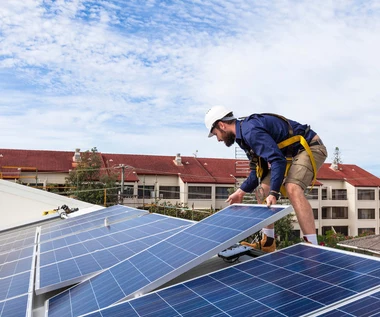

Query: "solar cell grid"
left=0, top=294, right=30, bottom=317
left=39, top=205, right=147, bottom=242
left=0, top=246, right=34, bottom=266
left=0, top=256, right=33, bottom=278
left=0, top=229, right=37, bottom=254
left=81, top=244, right=380, bottom=317
left=46, top=204, right=293, bottom=317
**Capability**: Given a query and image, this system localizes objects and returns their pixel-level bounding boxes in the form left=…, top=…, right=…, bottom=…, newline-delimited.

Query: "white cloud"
left=0, top=0, right=380, bottom=175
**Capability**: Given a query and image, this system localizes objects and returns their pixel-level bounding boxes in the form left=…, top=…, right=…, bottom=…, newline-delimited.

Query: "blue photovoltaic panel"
left=39, top=213, right=178, bottom=254
left=0, top=246, right=34, bottom=267
left=0, top=271, right=31, bottom=302
left=0, top=246, right=35, bottom=301
left=0, top=294, right=30, bottom=317
left=81, top=243, right=380, bottom=317
left=39, top=205, right=147, bottom=242
left=0, top=227, right=37, bottom=253
left=0, top=255, right=33, bottom=278
left=316, top=290, right=380, bottom=316
left=36, top=214, right=192, bottom=294
left=0, top=244, right=36, bottom=317
left=46, top=204, right=293, bottom=317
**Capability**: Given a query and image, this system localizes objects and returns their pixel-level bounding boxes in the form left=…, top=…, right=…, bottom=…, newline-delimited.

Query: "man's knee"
left=285, top=182, right=303, bottom=198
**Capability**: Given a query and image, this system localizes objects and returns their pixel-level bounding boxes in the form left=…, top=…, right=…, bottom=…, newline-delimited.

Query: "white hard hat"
left=205, top=106, right=235, bottom=137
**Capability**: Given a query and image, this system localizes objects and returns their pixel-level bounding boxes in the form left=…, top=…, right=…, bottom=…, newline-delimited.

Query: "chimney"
left=174, top=153, right=183, bottom=166
left=72, top=148, right=81, bottom=168
left=330, top=162, right=339, bottom=171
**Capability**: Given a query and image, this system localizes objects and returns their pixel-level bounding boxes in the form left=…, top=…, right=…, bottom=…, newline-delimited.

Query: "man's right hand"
left=225, top=188, right=246, bottom=205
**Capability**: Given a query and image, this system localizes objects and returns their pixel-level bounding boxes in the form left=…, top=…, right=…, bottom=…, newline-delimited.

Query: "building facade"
left=1, top=148, right=380, bottom=237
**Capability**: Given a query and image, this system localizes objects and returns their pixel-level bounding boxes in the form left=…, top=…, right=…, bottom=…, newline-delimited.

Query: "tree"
left=65, top=147, right=119, bottom=206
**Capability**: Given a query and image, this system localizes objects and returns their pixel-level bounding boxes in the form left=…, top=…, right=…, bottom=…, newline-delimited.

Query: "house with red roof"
left=1, top=148, right=380, bottom=237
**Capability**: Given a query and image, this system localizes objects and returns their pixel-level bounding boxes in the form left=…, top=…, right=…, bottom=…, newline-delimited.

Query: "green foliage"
left=142, top=201, right=215, bottom=222
left=65, top=147, right=119, bottom=206
left=318, top=230, right=346, bottom=249
left=274, top=213, right=300, bottom=249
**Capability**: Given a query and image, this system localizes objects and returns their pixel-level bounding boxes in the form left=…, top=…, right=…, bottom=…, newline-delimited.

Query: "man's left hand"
left=266, top=194, right=277, bottom=207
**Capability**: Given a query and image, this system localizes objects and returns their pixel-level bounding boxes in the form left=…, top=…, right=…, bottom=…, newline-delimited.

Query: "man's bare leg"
left=256, top=183, right=274, bottom=231
left=285, top=182, right=318, bottom=244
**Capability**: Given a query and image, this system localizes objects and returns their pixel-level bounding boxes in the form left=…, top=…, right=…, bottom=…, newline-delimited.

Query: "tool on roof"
left=42, top=204, right=79, bottom=219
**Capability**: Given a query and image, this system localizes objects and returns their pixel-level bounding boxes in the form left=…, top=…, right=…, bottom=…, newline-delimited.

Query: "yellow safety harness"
left=239, top=114, right=317, bottom=198
left=276, top=135, right=317, bottom=198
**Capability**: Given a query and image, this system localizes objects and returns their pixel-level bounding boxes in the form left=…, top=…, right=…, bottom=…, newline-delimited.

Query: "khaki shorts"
left=261, top=144, right=328, bottom=190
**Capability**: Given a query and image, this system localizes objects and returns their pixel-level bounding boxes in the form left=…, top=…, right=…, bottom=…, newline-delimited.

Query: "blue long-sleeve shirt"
left=235, top=114, right=317, bottom=193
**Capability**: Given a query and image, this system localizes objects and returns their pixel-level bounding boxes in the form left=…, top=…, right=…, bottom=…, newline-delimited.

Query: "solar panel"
left=0, top=205, right=145, bottom=254
left=79, top=243, right=380, bottom=317
left=0, top=294, right=31, bottom=317
left=0, top=227, right=37, bottom=253
left=46, top=204, right=293, bottom=317
left=310, top=289, right=380, bottom=316
left=36, top=214, right=192, bottom=294
left=39, top=205, right=147, bottom=242
left=0, top=242, right=37, bottom=317
left=0, top=246, right=34, bottom=267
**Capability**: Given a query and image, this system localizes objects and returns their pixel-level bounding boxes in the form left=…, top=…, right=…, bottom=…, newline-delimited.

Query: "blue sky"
left=1, top=0, right=380, bottom=176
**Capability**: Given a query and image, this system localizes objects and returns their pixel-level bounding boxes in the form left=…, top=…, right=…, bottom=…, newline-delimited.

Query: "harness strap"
left=277, top=135, right=318, bottom=197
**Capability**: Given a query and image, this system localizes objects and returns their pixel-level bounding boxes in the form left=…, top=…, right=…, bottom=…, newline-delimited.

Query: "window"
left=188, top=186, right=211, bottom=199
left=332, top=189, right=347, bottom=200
left=122, top=185, right=134, bottom=198
left=332, top=207, right=348, bottom=219
left=292, top=230, right=300, bottom=239
left=322, top=207, right=329, bottom=219
left=358, top=228, right=375, bottom=235
left=334, top=226, right=348, bottom=236
left=312, top=208, right=318, bottom=220
left=159, top=186, right=180, bottom=199
left=306, top=188, right=318, bottom=200
left=322, top=226, right=331, bottom=236
left=216, top=187, right=232, bottom=199
left=138, top=185, right=155, bottom=199
left=322, top=226, right=347, bottom=236
left=322, top=188, right=328, bottom=200
left=358, top=209, right=375, bottom=219
left=358, top=189, right=375, bottom=200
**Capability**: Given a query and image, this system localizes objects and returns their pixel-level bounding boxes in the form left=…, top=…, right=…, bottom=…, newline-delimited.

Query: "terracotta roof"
left=0, top=149, right=73, bottom=173
left=317, top=163, right=380, bottom=187
left=101, top=154, right=240, bottom=184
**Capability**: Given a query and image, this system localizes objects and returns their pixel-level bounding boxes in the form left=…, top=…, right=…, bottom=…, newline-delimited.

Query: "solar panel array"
left=0, top=208, right=44, bottom=317
left=36, top=213, right=193, bottom=294
left=0, top=205, right=149, bottom=316
left=0, top=225, right=38, bottom=254
left=46, top=204, right=293, bottom=317
left=81, top=243, right=380, bottom=317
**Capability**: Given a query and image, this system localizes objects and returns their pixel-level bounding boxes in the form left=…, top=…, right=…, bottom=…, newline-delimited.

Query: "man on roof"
left=205, top=106, right=327, bottom=252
